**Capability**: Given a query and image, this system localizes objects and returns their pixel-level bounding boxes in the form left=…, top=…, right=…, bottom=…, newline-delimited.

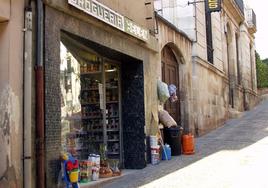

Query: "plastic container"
left=150, top=136, right=158, bottom=147
left=79, top=160, right=92, bottom=183
left=162, top=144, right=171, bottom=160
left=69, top=169, right=79, bottom=183
left=151, top=145, right=160, bottom=165
left=92, top=166, right=100, bottom=181
left=88, top=154, right=100, bottom=167
left=164, top=127, right=182, bottom=156
left=182, top=134, right=195, bottom=155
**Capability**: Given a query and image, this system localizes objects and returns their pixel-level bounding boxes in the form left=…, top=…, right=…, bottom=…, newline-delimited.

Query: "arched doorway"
left=161, top=45, right=180, bottom=124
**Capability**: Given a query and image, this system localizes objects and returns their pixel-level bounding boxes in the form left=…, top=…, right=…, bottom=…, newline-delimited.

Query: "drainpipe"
left=23, top=6, right=33, bottom=188
left=193, top=2, right=198, bottom=42
left=36, top=0, right=45, bottom=188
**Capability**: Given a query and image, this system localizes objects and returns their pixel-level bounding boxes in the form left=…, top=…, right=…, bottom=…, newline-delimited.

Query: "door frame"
left=161, top=45, right=181, bottom=125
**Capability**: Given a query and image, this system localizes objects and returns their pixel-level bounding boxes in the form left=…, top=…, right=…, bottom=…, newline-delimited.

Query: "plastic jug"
left=162, top=144, right=171, bottom=160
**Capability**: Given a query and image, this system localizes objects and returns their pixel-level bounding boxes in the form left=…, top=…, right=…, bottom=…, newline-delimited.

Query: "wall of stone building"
left=258, top=88, right=268, bottom=95
left=0, top=1, right=24, bottom=187
left=155, top=1, right=258, bottom=135
left=209, top=8, right=258, bottom=112
left=192, top=2, right=207, bottom=61
left=158, top=0, right=196, bottom=40
left=250, top=44, right=258, bottom=92
left=211, top=11, right=225, bottom=71
left=99, top=0, right=149, bottom=28
left=154, top=0, right=206, bottom=60
left=156, top=17, right=193, bottom=131
left=191, top=58, right=229, bottom=136
left=0, top=0, right=10, bottom=21
left=240, top=24, right=252, bottom=89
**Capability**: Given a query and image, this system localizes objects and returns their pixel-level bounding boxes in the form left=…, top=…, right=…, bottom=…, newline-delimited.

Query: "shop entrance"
left=60, top=41, right=122, bottom=162
left=161, top=45, right=180, bottom=124
left=59, top=31, right=145, bottom=169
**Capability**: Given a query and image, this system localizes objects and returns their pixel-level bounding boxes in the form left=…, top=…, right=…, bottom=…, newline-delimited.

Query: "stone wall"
left=190, top=1, right=259, bottom=134
left=191, top=57, right=229, bottom=136
left=156, top=16, right=193, bottom=131
left=258, top=88, right=268, bottom=95
left=0, top=1, right=24, bottom=187
left=192, top=2, right=207, bottom=60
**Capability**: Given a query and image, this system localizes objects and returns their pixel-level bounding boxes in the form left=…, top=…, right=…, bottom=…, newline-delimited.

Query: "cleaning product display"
left=150, top=136, right=158, bottom=147
left=79, top=160, right=92, bottom=183
left=151, top=145, right=160, bottom=165
left=88, top=154, right=100, bottom=181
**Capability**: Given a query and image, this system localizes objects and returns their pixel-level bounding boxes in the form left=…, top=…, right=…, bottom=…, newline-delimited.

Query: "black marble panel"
left=122, top=61, right=146, bottom=169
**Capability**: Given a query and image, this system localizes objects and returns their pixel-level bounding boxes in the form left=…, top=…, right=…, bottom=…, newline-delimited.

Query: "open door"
left=161, top=45, right=180, bottom=124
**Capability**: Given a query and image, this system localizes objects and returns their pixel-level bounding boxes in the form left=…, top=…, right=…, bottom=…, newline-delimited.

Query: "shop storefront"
left=60, top=34, right=123, bottom=162
left=43, top=0, right=159, bottom=187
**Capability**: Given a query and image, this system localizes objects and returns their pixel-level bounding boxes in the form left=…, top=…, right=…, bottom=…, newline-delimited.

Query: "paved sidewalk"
left=101, top=99, right=268, bottom=188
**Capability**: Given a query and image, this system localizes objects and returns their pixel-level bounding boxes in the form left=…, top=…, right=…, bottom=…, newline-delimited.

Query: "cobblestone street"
left=101, top=99, right=268, bottom=188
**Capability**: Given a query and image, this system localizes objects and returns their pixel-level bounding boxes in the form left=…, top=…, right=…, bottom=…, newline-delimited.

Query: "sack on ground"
left=158, top=110, right=177, bottom=128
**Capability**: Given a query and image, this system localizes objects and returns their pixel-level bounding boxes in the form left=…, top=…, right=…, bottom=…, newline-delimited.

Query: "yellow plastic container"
left=69, top=169, right=79, bottom=183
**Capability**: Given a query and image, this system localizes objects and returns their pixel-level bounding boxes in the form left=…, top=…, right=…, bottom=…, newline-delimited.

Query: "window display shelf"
left=106, top=86, right=118, bottom=89
left=106, top=101, right=118, bottom=104
left=81, top=102, right=100, bottom=105
left=80, top=71, right=102, bottom=75
left=90, top=129, right=103, bottom=132
left=81, top=88, right=99, bottom=91
left=107, top=152, right=119, bottom=155
left=107, top=129, right=119, bottom=132
left=108, top=139, right=119, bottom=142
left=105, top=69, right=117, bottom=73
left=91, top=140, right=104, bottom=143
left=82, top=116, right=102, bottom=120
left=106, top=115, right=119, bottom=119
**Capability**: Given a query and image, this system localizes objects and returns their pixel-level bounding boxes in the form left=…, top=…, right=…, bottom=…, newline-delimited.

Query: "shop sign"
left=206, top=0, right=221, bottom=13
left=68, top=0, right=149, bottom=42
left=124, top=18, right=149, bottom=41
left=68, top=0, right=124, bottom=31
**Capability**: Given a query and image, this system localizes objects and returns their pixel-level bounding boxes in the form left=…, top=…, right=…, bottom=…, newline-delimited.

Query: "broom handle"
left=158, top=129, right=168, bottom=160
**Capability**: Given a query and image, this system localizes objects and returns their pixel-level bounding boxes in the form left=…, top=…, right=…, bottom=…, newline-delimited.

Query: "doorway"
left=161, top=45, right=180, bottom=124
left=58, top=31, right=146, bottom=169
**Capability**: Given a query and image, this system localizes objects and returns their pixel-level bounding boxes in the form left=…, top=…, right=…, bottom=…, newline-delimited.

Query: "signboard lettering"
left=206, top=0, right=221, bottom=13
left=125, top=18, right=148, bottom=41
left=68, top=0, right=148, bottom=42
left=68, top=0, right=125, bottom=31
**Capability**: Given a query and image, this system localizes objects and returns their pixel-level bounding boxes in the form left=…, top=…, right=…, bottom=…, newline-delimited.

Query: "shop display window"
left=60, top=41, right=121, bottom=163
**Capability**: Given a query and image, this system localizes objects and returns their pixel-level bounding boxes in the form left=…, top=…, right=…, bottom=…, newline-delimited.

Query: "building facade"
left=0, top=1, right=25, bottom=187
left=43, top=0, right=160, bottom=187
left=155, top=0, right=258, bottom=135
left=0, top=0, right=258, bottom=187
